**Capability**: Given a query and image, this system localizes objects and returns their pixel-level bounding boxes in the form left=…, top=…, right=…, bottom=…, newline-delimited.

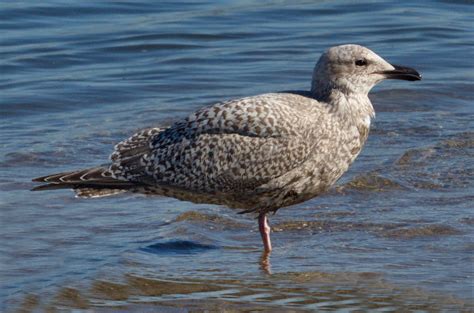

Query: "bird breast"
left=278, top=113, right=371, bottom=203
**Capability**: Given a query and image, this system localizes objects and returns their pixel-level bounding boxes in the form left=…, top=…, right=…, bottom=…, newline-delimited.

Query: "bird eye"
left=355, top=59, right=367, bottom=66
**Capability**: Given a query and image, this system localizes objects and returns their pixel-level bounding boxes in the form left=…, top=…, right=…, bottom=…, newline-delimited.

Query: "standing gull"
left=32, top=44, right=421, bottom=252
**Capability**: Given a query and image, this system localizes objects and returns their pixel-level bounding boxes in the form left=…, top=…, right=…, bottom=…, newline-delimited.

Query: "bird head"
left=311, top=44, right=421, bottom=100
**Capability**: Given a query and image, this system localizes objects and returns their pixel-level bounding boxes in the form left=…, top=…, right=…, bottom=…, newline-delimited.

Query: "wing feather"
left=109, top=93, right=316, bottom=193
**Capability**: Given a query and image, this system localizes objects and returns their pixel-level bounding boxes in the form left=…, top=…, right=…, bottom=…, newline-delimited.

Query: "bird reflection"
left=260, top=251, right=272, bottom=274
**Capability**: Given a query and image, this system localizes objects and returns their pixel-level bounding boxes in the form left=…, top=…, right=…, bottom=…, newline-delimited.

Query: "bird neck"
left=312, top=86, right=375, bottom=122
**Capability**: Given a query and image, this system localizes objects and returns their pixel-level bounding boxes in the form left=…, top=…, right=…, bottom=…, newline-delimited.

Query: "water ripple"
left=141, top=240, right=219, bottom=255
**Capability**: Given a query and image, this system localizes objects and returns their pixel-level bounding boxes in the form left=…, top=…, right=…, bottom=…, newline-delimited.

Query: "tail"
left=32, top=167, right=139, bottom=198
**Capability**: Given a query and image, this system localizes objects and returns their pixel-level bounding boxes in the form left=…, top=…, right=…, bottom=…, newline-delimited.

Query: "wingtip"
left=31, top=185, right=43, bottom=191
left=30, top=183, right=66, bottom=191
left=31, top=184, right=50, bottom=191
left=32, top=173, right=57, bottom=182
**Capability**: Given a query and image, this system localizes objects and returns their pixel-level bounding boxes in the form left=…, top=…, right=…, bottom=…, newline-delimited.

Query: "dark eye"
left=355, top=59, right=367, bottom=66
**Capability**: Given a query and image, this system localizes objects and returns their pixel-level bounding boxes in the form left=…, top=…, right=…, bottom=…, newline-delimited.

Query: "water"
left=1, top=0, right=473, bottom=312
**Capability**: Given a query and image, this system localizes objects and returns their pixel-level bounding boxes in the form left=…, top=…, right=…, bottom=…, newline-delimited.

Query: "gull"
left=32, top=44, right=421, bottom=253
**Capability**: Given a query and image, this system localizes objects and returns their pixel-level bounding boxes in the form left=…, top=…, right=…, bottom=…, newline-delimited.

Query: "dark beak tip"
left=408, top=73, right=422, bottom=81
left=410, top=71, right=422, bottom=81
left=384, top=64, right=422, bottom=82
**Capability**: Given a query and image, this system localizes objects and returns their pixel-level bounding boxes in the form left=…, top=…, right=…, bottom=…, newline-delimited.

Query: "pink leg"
left=258, top=213, right=272, bottom=253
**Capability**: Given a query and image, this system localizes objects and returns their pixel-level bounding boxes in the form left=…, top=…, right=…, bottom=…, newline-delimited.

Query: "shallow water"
left=1, top=0, right=473, bottom=312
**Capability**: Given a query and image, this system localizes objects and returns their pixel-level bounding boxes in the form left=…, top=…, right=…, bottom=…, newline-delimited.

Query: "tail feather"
left=74, top=188, right=127, bottom=198
left=32, top=166, right=140, bottom=198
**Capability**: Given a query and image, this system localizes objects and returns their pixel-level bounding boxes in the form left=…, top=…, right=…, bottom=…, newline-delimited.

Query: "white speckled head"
left=311, top=44, right=421, bottom=100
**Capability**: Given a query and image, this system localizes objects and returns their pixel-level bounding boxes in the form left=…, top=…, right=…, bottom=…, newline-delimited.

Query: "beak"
left=379, top=64, right=422, bottom=81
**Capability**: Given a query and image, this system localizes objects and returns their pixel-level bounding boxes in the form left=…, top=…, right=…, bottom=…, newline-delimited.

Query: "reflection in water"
left=260, top=251, right=272, bottom=275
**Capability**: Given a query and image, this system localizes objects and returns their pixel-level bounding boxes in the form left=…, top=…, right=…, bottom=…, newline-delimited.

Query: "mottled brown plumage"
left=32, top=44, right=421, bottom=252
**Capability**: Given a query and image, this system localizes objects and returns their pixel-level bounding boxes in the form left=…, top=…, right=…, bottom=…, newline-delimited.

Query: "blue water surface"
left=1, top=1, right=473, bottom=312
